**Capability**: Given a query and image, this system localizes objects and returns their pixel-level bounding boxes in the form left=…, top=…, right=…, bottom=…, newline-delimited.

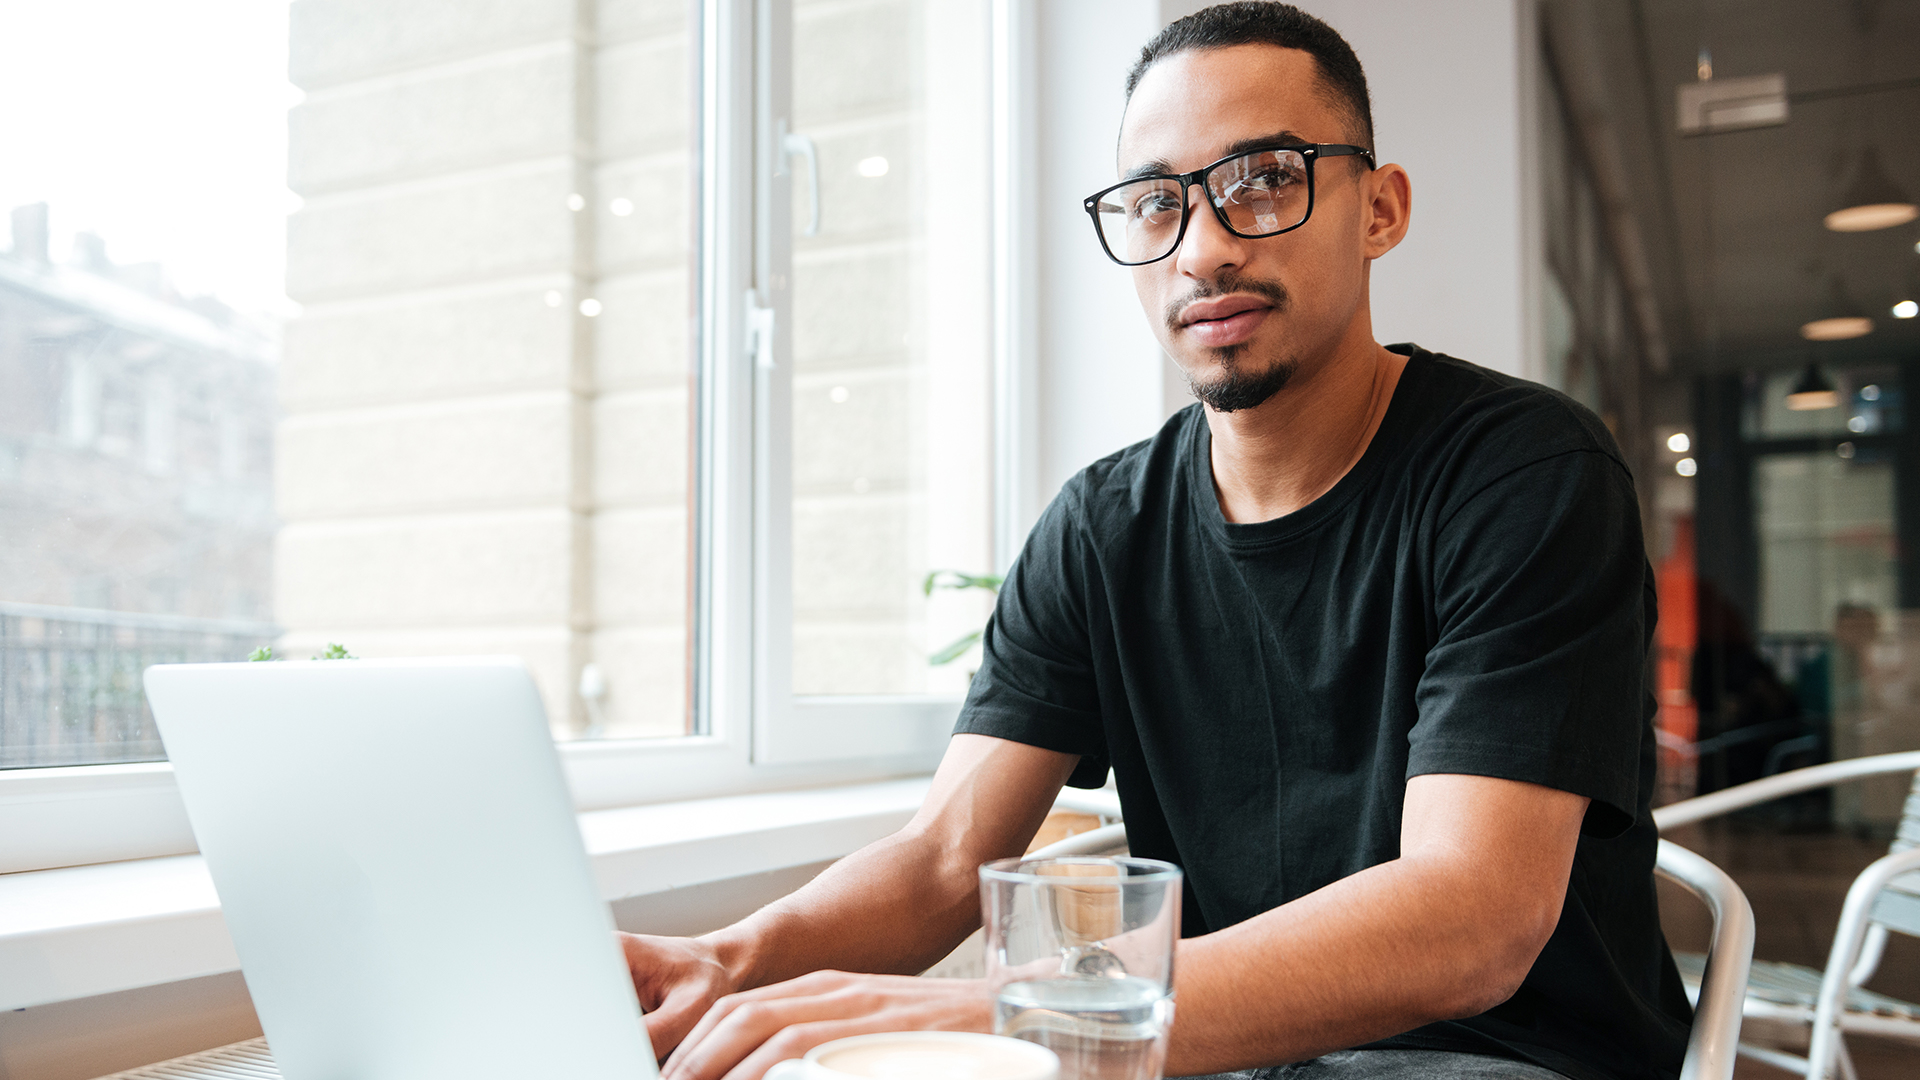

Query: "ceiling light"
left=1897, top=267, right=1920, bottom=319
left=1667, top=433, right=1691, bottom=453
left=1676, top=458, right=1698, bottom=477
left=1803, top=316, right=1874, bottom=340
left=1785, top=363, right=1841, bottom=411
left=1801, top=277, right=1874, bottom=341
left=1824, top=146, right=1917, bottom=232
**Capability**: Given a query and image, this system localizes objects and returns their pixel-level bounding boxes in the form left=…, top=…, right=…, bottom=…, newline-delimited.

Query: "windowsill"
left=0, top=777, right=947, bottom=1012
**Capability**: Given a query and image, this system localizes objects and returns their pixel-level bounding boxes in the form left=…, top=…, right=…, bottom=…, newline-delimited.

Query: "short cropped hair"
left=1125, top=2, right=1375, bottom=152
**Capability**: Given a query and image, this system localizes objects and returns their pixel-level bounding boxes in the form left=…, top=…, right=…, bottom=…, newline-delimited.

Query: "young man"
left=619, top=5, right=1692, bottom=1078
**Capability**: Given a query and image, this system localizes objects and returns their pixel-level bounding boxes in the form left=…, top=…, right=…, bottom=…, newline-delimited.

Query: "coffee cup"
left=763, top=1031, right=1060, bottom=1080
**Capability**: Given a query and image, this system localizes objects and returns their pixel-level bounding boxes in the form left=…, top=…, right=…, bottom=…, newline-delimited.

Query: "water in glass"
left=994, top=974, right=1172, bottom=1080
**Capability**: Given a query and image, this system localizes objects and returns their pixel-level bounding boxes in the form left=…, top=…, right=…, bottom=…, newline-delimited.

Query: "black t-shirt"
left=955, top=347, right=1694, bottom=1080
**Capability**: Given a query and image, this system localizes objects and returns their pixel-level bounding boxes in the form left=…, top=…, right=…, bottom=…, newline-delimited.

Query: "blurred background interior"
left=0, top=1, right=1917, bottom=1077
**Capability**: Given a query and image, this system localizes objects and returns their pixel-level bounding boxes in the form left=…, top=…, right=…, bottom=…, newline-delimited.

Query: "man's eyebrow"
left=1121, top=158, right=1177, bottom=182
left=1119, top=131, right=1311, bottom=181
left=1221, top=130, right=1311, bottom=157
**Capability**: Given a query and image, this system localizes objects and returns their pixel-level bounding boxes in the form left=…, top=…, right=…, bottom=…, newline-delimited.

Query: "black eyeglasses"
left=1083, top=143, right=1374, bottom=267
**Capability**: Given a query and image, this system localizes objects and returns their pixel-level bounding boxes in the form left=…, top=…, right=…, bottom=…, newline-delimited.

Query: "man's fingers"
left=664, top=971, right=876, bottom=1075
left=644, top=983, right=717, bottom=1062
left=615, top=932, right=735, bottom=1062
left=666, top=990, right=868, bottom=1080
left=665, top=977, right=991, bottom=1080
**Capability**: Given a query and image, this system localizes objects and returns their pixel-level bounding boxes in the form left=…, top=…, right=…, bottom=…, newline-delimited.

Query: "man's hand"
left=621, top=932, right=740, bottom=1061
left=614, top=736, right=1077, bottom=1068
left=659, top=972, right=993, bottom=1080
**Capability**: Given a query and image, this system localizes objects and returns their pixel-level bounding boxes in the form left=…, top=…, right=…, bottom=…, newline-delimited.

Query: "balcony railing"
left=0, top=602, right=277, bottom=769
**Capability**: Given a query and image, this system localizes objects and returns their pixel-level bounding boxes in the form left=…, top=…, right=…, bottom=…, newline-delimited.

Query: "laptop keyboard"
left=90, top=1037, right=277, bottom=1079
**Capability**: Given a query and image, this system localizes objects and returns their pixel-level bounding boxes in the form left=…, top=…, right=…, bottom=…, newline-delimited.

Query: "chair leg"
left=1846, top=924, right=1889, bottom=988
left=1834, top=1037, right=1858, bottom=1080
left=1806, top=848, right=1920, bottom=1077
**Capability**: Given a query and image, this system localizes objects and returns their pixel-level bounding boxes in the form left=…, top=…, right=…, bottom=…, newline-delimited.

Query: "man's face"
left=1118, top=45, right=1378, bottom=411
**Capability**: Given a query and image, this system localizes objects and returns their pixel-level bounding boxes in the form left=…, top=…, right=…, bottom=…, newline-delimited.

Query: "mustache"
left=1163, top=273, right=1290, bottom=335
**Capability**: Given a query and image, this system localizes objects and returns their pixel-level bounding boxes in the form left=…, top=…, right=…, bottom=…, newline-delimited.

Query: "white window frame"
left=0, top=0, right=1037, bottom=877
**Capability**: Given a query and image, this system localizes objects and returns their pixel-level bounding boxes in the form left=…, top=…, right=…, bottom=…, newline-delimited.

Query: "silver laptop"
left=144, top=657, right=658, bottom=1080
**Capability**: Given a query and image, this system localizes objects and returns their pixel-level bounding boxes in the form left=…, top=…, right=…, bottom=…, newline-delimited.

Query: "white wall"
left=1032, top=0, right=1168, bottom=515
left=1309, top=0, right=1540, bottom=379
left=1020, top=0, right=1540, bottom=534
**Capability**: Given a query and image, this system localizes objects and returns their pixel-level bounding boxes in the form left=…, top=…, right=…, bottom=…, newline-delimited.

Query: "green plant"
left=922, top=570, right=1003, bottom=666
left=246, top=643, right=355, bottom=661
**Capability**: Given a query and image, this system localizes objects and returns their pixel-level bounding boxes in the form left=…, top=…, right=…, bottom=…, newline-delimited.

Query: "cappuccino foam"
left=816, top=1035, right=1053, bottom=1080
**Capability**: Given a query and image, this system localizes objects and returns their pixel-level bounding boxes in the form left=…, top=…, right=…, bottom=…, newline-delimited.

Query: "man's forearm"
left=703, top=824, right=988, bottom=989
left=1164, top=775, right=1586, bottom=1075
left=698, top=735, right=1080, bottom=992
left=1165, top=855, right=1549, bottom=1073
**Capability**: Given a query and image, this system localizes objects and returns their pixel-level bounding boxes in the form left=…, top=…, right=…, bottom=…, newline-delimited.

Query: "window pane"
left=1, top=1, right=287, bottom=768
left=0, top=0, right=701, bottom=768
left=277, top=0, right=699, bottom=742
left=788, top=0, right=994, bottom=696
left=1755, top=453, right=1898, bottom=635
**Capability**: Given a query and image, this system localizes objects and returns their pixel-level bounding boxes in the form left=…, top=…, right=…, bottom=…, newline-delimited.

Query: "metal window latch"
left=776, top=118, right=820, bottom=237
left=746, top=290, right=776, bottom=370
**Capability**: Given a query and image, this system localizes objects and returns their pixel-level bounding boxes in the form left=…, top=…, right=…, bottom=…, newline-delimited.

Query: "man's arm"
left=658, top=771, right=1587, bottom=1080
left=622, top=734, right=1079, bottom=1059
left=1164, top=772, right=1588, bottom=1074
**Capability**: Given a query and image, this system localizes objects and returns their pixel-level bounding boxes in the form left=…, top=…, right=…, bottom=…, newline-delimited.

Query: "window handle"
left=746, top=290, right=777, bottom=370
left=778, top=120, right=821, bottom=237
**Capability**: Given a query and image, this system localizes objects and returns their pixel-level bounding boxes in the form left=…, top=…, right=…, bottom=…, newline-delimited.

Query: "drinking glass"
left=980, top=856, right=1183, bottom=1080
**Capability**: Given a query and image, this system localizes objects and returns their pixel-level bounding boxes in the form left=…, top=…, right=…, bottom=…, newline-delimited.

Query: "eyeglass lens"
left=1093, top=148, right=1310, bottom=265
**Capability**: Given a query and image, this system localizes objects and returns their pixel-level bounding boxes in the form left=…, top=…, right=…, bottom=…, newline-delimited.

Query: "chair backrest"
left=1656, top=839, right=1757, bottom=1080
left=1871, top=770, right=1920, bottom=936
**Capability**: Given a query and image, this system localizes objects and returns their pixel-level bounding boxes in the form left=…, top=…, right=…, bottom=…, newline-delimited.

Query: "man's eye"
left=1130, top=192, right=1182, bottom=220
left=1241, top=167, right=1300, bottom=192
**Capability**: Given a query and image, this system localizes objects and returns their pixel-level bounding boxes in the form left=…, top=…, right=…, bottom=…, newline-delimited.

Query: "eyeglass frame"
left=1082, top=142, right=1376, bottom=267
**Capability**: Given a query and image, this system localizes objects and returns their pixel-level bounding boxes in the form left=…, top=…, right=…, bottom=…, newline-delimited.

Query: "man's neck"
left=1206, top=338, right=1408, bottom=524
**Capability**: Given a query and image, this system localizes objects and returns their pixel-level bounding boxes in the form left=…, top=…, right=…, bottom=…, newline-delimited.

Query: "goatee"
left=1185, top=348, right=1296, bottom=412
left=1166, top=273, right=1294, bottom=413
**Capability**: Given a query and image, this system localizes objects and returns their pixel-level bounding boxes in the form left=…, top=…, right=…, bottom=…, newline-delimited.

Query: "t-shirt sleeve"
left=953, top=488, right=1111, bottom=788
left=1410, top=447, right=1650, bottom=837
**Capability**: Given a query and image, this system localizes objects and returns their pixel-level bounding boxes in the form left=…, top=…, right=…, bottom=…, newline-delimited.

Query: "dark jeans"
left=1177, top=1049, right=1570, bottom=1080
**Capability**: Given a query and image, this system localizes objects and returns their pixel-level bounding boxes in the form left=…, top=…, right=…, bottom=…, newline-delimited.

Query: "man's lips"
left=1177, top=295, right=1274, bottom=348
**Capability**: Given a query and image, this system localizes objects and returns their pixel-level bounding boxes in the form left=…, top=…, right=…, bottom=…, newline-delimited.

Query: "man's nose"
left=1173, top=184, right=1248, bottom=281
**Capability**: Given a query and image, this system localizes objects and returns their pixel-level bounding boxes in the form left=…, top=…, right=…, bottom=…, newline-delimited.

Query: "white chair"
left=1659, top=838, right=1758, bottom=1080
left=1655, top=750, right=1920, bottom=1079
left=1026, top=806, right=1755, bottom=1080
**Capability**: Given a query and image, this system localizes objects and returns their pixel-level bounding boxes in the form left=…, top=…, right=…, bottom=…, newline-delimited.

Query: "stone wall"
left=280, top=0, right=693, bottom=737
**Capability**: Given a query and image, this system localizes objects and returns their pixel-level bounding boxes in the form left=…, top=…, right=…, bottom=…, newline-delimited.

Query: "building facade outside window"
left=1, top=0, right=997, bottom=867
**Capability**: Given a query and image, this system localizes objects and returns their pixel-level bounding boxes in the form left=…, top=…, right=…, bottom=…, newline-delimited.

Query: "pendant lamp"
left=1824, top=146, right=1917, bottom=232
left=1785, top=363, right=1841, bottom=411
left=1800, top=276, right=1874, bottom=341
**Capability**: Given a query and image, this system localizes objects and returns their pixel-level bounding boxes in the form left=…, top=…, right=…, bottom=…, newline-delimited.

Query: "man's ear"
left=1360, top=163, right=1411, bottom=260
